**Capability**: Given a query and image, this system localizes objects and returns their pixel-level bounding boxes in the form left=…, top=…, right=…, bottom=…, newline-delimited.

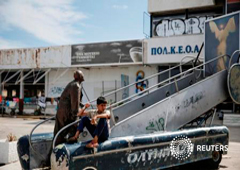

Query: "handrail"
left=106, top=53, right=230, bottom=109
left=180, top=55, right=203, bottom=79
left=109, top=67, right=197, bottom=108
left=228, top=50, right=240, bottom=69
left=179, top=55, right=202, bottom=73
left=28, top=116, right=55, bottom=159
left=88, top=57, right=197, bottom=104
left=52, top=119, right=81, bottom=149
left=52, top=53, right=231, bottom=150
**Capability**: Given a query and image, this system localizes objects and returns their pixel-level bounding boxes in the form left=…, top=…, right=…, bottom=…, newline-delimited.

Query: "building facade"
left=0, top=0, right=239, bottom=114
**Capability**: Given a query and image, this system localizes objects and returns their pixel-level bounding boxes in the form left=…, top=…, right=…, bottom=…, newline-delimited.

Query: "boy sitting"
left=69, top=96, right=110, bottom=148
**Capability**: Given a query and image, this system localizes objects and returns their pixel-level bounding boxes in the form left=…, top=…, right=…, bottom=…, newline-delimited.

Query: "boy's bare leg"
left=68, top=130, right=80, bottom=142
left=86, top=136, right=99, bottom=148
left=92, top=136, right=98, bottom=143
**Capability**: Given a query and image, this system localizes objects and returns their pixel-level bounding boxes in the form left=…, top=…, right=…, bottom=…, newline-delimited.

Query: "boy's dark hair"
left=97, top=96, right=107, bottom=105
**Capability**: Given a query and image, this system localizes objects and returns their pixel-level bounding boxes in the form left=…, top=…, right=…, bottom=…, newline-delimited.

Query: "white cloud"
left=0, top=0, right=87, bottom=45
left=112, top=5, right=128, bottom=10
left=0, top=37, right=27, bottom=49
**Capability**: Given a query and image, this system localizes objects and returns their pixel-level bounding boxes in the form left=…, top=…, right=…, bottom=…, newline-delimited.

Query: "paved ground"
left=0, top=116, right=54, bottom=140
left=0, top=115, right=54, bottom=170
left=168, top=142, right=240, bottom=170
left=0, top=115, right=239, bottom=170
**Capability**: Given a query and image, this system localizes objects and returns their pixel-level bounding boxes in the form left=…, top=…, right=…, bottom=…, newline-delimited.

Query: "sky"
left=0, top=0, right=149, bottom=50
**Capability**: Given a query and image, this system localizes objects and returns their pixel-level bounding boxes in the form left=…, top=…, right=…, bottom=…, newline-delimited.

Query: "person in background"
left=53, top=70, right=84, bottom=146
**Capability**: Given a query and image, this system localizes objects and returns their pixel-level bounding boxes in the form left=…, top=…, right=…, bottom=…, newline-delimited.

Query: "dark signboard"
left=71, top=40, right=142, bottom=66
left=205, top=12, right=239, bottom=75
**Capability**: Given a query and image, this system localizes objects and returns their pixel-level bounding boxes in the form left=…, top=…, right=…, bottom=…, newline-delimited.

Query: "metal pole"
left=2, top=70, right=21, bottom=85
left=115, top=80, right=117, bottom=103
left=82, top=85, right=94, bottom=109
left=1, top=83, right=4, bottom=117
left=110, top=105, right=116, bottom=125
left=193, top=42, right=204, bottom=67
left=210, top=108, right=217, bottom=126
left=233, top=103, right=235, bottom=113
left=20, top=71, right=24, bottom=115
left=0, top=73, right=2, bottom=117
left=33, top=69, right=51, bottom=85
left=102, top=81, right=104, bottom=96
left=168, top=66, right=171, bottom=83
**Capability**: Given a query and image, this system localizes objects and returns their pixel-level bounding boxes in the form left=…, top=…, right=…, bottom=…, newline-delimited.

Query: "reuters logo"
left=170, top=135, right=193, bottom=160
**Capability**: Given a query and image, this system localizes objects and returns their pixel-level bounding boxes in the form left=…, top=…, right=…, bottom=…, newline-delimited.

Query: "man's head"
left=96, top=96, right=107, bottom=113
left=74, top=70, right=84, bottom=83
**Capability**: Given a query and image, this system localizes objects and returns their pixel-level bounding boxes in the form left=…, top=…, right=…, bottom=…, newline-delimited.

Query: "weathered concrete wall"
left=46, top=66, right=158, bottom=103
left=0, top=45, right=71, bottom=69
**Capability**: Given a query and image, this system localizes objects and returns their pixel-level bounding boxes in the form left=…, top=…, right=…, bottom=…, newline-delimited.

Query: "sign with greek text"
left=144, top=34, right=204, bottom=64
left=71, top=40, right=142, bottom=66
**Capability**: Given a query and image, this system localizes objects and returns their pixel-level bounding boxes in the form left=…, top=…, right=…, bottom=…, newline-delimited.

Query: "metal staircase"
left=110, top=69, right=228, bottom=137
left=76, top=53, right=230, bottom=138
left=86, top=56, right=203, bottom=124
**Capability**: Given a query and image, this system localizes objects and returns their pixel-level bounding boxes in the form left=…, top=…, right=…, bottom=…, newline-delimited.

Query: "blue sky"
left=0, top=0, right=148, bottom=49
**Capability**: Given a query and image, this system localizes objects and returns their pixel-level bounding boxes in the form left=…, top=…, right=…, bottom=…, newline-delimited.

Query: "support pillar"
left=19, top=71, right=24, bottom=114
left=45, top=71, right=49, bottom=97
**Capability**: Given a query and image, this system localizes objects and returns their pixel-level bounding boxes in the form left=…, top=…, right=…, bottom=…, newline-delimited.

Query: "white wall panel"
left=148, top=0, right=215, bottom=14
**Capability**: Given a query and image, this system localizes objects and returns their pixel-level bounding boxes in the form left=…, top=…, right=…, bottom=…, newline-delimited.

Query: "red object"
left=0, top=95, right=2, bottom=103
left=228, top=0, right=240, bottom=3
left=13, top=98, right=19, bottom=102
left=19, top=99, right=24, bottom=113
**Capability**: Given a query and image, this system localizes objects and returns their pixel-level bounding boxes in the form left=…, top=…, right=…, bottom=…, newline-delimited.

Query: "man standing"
left=53, top=70, right=84, bottom=146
